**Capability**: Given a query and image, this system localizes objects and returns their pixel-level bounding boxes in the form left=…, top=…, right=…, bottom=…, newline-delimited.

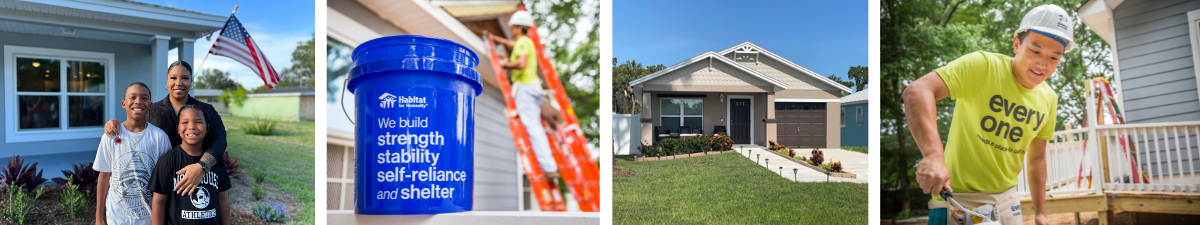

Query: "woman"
left=105, top=61, right=226, bottom=196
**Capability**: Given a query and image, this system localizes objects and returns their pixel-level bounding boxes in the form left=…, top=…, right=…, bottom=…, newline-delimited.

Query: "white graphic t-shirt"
left=93, top=123, right=172, bottom=225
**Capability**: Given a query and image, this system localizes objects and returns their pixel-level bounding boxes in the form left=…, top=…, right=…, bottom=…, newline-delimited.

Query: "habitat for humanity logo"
left=379, top=93, right=427, bottom=108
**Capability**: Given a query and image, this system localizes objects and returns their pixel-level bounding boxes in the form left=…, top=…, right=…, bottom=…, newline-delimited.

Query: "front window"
left=841, top=107, right=846, bottom=128
left=660, top=98, right=702, bottom=133
left=856, top=106, right=863, bottom=125
left=6, top=45, right=112, bottom=142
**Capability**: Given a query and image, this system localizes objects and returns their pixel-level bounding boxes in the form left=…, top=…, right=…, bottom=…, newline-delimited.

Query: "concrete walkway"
left=732, top=145, right=867, bottom=183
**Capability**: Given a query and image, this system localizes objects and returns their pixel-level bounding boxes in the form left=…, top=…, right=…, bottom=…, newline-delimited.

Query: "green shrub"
left=252, top=201, right=287, bottom=222
left=638, top=135, right=734, bottom=157
left=821, top=162, right=831, bottom=171
left=59, top=175, right=88, bottom=218
left=253, top=170, right=268, bottom=184
left=2, top=186, right=44, bottom=224
left=252, top=182, right=267, bottom=200
left=244, top=115, right=277, bottom=136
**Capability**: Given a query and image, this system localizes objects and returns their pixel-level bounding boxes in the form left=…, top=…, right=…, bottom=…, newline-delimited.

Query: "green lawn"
left=223, top=116, right=314, bottom=224
left=614, top=153, right=868, bottom=224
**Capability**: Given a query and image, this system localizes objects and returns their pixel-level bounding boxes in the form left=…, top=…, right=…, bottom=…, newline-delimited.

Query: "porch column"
left=638, top=87, right=654, bottom=145
left=764, top=93, right=777, bottom=146
left=176, top=38, right=196, bottom=95
left=150, top=35, right=170, bottom=101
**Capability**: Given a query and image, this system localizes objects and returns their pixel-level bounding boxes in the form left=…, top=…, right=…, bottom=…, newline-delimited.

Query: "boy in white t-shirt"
left=94, top=82, right=173, bottom=225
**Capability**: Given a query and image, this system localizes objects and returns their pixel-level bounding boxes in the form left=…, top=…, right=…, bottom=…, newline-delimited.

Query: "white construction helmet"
left=1015, top=4, right=1077, bottom=52
left=508, top=10, right=534, bottom=27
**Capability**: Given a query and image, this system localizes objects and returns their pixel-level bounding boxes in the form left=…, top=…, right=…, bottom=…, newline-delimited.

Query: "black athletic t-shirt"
left=149, top=146, right=230, bottom=225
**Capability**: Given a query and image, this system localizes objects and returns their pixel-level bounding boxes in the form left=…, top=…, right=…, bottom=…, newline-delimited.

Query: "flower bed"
left=636, top=134, right=734, bottom=160
left=766, top=141, right=856, bottom=179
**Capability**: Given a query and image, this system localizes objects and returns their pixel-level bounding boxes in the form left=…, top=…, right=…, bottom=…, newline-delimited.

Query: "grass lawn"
left=224, top=116, right=315, bottom=224
left=614, top=153, right=867, bottom=224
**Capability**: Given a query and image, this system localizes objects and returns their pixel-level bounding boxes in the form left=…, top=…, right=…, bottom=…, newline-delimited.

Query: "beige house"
left=633, top=42, right=851, bottom=148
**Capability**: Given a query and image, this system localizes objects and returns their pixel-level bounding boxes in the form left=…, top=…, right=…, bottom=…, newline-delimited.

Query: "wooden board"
left=1109, top=194, right=1200, bottom=215
left=1019, top=194, right=1107, bottom=215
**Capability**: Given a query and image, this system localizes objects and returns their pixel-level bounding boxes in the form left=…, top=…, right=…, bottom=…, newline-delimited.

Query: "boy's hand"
left=104, top=119, right=120, bottom=138
left=174, top=164, right=204, bottom=195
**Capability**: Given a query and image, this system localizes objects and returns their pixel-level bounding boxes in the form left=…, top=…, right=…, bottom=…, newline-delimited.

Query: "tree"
left=194, top=68, right=242, bottom=91
left=826, top=74, right=854, bottom=92
left=612, top=58, right=664, bottom=114
left=277, top=33, right=315, bottom=88
left=528, top=0, right=601, bottom=148
left=847, top=65, right=868, bottom=91
left=327, top=38, right=354, bottom=102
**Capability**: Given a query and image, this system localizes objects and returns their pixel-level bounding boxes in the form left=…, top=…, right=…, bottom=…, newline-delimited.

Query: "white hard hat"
left=508, top=10, right=534, bottom=27
left=1015, top=4, right=1077, bottom=52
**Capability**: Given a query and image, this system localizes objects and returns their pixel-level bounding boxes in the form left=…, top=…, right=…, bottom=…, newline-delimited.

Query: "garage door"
left=776, top=102, right=826, bottom=148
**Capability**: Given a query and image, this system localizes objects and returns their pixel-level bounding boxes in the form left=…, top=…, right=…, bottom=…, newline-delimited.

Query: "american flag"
left=209, top=15, right=280, bottom=88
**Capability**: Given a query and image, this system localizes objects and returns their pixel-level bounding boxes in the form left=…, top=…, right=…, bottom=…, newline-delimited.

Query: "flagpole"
left=195, top=5, right=237, bottom=86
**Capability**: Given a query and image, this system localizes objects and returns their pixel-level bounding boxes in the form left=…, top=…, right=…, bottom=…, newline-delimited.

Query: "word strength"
left=377, top=116, right=446, bottom=148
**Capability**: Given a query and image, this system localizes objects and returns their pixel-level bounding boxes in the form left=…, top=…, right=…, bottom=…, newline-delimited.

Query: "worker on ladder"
left=487, top=9, right=560, bottom=179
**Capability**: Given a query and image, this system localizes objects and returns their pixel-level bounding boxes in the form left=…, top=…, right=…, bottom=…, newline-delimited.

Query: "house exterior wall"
left=471, top=83, right=520, bottom=211
left=642, top=58, right=773, bottom=87
left=825, top=101, right=841, bottom=148
left=300, top=95, right=315, bottom=121
left=1113, top=0, right=1200, bottom=175
left=0, top=31, right=151, bottom=156
left=841, top=102, right=868, bottom=147
left=724, top=52, right=844, bottom=97
left=1114, top=0, right=1200, bottom=124
left=231, top=96, right=301, bottom=120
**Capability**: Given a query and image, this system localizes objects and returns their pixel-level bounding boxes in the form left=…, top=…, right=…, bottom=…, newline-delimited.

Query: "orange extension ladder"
left=482, top=7, right=600, bottom=212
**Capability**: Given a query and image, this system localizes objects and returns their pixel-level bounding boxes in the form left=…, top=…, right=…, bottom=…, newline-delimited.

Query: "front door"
left=730, top=99, right=751, bottom=144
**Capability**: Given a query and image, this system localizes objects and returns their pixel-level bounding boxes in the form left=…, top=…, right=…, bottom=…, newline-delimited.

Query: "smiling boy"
left=149, top=105, right=230, bottom=225
left=94, top=82, right=173, bottom=225
left=902, top=5, right=1076, bottom=225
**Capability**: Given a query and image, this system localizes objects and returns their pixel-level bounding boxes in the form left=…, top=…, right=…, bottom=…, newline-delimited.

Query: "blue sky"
left=614, top=0, right=867, bottom=87
left=143, top=0, right=315, bottom=89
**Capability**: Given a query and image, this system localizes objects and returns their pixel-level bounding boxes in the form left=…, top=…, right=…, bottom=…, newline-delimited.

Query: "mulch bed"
left=762, top=149, right=857, bottom=179
left=633, top=150, right=734, bottom=161
left=0, top=174, right=301, bottom=224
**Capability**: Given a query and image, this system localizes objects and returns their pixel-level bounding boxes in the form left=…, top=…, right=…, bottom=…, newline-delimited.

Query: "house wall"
left=196, top=96, right=230, bottom=114
left=1113, top=0, right=1200, bottom=175
left=825, top=101, right=841, bottom=148
left=725, top=52, right=843, bottom=97
left=1115, top=0, right=1200, bottom=124
left=300, top=95, right=315, bottom=121
left=471, top=82, right=520, bottom=211
left=0, top=31, right=151, bottom=156
left=841, top=102, right=868, bottom=147
left=231, top=96, right=301, bottom=121
left=642, top=58, right=773, bottom=87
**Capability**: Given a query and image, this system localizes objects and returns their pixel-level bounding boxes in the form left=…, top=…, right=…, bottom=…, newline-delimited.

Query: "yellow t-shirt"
left=934, top=51, right=1059, bottom=193
left=510, top=36, right=540, bottom=85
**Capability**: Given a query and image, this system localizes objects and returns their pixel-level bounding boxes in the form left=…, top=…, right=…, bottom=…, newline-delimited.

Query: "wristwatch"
left=198, top=161, right=210, bottom=173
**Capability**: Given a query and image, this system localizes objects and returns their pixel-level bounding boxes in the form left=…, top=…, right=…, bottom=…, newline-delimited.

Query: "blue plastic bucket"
left=348, top=35, right=481, bottom=215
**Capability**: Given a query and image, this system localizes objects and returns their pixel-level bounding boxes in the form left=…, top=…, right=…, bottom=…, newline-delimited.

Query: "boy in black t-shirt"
left=149, top=105, right=230, bottom=225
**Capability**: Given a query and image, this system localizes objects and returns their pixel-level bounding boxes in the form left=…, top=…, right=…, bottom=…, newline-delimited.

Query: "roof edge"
left=716, top=42, right=853, bottom=93
left=629, top=51, right=788, bottom=89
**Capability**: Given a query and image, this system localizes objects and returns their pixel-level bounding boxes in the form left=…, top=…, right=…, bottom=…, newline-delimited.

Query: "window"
left=856, top=106, right=863, bottom=125
left=5, top=46, right=113, bottom=143
left=841, top=108, right=845, bottom=128
left=660, top=98, right=702, bottom=133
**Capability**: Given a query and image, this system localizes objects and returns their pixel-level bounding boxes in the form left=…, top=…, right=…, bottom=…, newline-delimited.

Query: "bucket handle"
left=341, top=77, right=354, bottom=125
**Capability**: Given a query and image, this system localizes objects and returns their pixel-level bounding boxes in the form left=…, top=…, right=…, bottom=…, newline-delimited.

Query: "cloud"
left=170, top=22, right=312, bottom=89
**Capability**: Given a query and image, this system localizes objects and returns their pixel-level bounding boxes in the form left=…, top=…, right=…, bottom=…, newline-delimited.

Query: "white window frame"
left=840, top=107, right=846, bottom=128
left=660, top=98, right=704, bottom=133
left=725, top=95, right=754, bottom=144
left=4, top=45, right=115, bottom=143
left=1187, top=9, right=1200, bottom=108
left=856, top=106, right=864, bottom=125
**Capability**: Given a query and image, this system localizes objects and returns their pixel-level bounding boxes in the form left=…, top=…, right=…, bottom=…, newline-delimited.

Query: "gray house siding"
left=1113, top=0, right=1200, bottom=176
left=471, top=83, right=520, bottom=211
left=0, top=31, right=152, bottom=156
left=1115, top=0, right=1200, bottom=123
